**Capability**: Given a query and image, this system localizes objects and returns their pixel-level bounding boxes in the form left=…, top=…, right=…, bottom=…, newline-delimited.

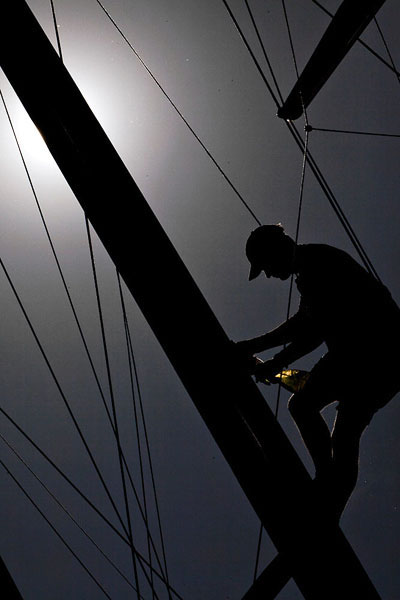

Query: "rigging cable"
left=0, top=403, right=128, bottom=544
left=310, top=0, right=400, bottom=79
left=84, top=218, right=141, bottom=598
left=3, top=0, right=153, bottom=550
left=281, top=0, right=300, bottom=79
left=221, top=0, right=280, bottom=110
left=0, top=457, right=113, bottom=600
left=221, top=0, right=382, bottom=283
left=93, top=0, right=261, bottom=227
left=48, top=10, right=134, bottom=551
left=84, top=235, right=176, bottom=598
left=117, top=275, right=155, bottom=598
left=0, top=89, right=121, bottom=463
left=50, top=0, right=63, bottom=62
left=288, top=120, right=382, bottom=282
left=0, top=433, right=140, bottom=596
left=252, top=519, right=264, bottom=583
left=49, top=7, right=167, bottom=595
left=275, top=0, right=310, bottom=418
left=244, top=0, right=284, bottom=104
left=0, top=404, right=184, bottom=598
left=0, top=256, right=130, bottom=539
left=373, top=16, right=400, bottom=87
left=1, top=83, right=169, bottom=590
left=307, top=126, right=400, bottom=138
left=117, top=272, right=173, bottom=599
left=248, top=1, right=310, bottom=574
left=274, top=126, right=310, bottom=420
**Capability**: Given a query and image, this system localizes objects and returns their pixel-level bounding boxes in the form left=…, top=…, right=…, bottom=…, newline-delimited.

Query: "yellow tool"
left=255, top=358, right=310, bottom=393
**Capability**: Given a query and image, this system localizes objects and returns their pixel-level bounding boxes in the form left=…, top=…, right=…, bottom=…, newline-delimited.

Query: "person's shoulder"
left=298, top=243, right=359, bottom=267
left=297, top=243, right=348, bottom=266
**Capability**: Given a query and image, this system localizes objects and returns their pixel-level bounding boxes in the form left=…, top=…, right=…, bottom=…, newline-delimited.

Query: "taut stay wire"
left=0, top=458, right=113, bottom=599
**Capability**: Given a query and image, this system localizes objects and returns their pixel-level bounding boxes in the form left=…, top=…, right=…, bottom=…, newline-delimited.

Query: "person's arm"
left=272, top=332, right=323, bottom=366
left=236, top=303, right=310, bottom=356
left=252, top=329, right=324, bottom=382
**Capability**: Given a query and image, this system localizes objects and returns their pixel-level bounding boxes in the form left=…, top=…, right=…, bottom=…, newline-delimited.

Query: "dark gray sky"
left=1, top=1, right=399, bottom=598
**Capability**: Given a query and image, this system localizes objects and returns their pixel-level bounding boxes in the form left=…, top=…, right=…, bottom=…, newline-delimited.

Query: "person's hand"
left=253, top=358, right=283, bottom=384
left=230, top=340, right=259, bottom=374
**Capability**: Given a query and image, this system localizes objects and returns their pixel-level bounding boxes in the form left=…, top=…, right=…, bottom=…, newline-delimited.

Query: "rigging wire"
left=288, top=120, right=382, bottom=283
left=243, top=0, right=284, bottom=105
left=48, top=7, right=168, bottom=596
left=93, top=0, right=261, bottom=227
left=84, top=235, right=175, bottom=598
left=0, top=256, right=131, bottom=539
left=3, top=0, right=395, bottom=595
left=307, top=126, right=400, bottom=138
left=274, top=127, right=310, bottom=421
left=84, top=218, right=141, bottom=597
left=117, top=272, right=173, bottom=599
left=49, top=0, right=63, bottom=61
left=117, top=276, right=170, bottom=580
left=373, top=16, right=400, bottom=87
left=281, top=0, right=300, bottom=79
left=252, top=521, right=264, bottom=583
left=0, top=403, right=184, bottom=598
left=0, top=433, right=140, bottom=596
left=221, top=0, right=382, bottom=283
left=0, top=89, right=118, bottom=459
left=2, top=78, right=164, bottom=597
left=0, top=457, right=113, bottom=600
left=248, top=1, right=310, bottom=569
left=117, top=275, right=155, bottom=598
left=125, top=321, right=172, bottom=597
left=221, top=0, right=280, bottom=111
left=4, top=2, right=157, bottom=567
left=0, top=403, right=128, bottom=545
left=310, top=0, right=400, bottom=79
left=1, top=83, right=169, bottom=590
left=274, top=0, right=310, bottom=418
left=84, top=229, right=178, bottom=599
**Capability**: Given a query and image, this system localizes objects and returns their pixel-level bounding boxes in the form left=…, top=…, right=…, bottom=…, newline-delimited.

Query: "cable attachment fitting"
left=304, top=124, right=313, bottom=133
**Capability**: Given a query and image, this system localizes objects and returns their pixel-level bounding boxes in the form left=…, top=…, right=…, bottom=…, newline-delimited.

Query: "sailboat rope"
left=0, top=458, right=113, bottom=599
left=3, top=0, right=400, bottom=596
left=221, top=0, right=382, bottom=283
left=51, top=5, right=172, bottom=596
left=0, top=4, right=175, bottom=597
left=0, top=89, right=174, bottom=598
left=249, top=0, right=311, bottom=578
left=373, top=16, right=400, bottom=86
left=95, top=0, right=262, bottom=227
left=311, top=0, right=400, bottom=78
left=0, top=433, right=138, bottom=593
left=84, top=217, right=142, bottom=598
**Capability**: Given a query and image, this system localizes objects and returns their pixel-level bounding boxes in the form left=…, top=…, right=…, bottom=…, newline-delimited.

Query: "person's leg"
left=287, top=354, right=337, bottom=477
left=330, top=407, right=372, bottom=517
left=288, top=388, right=335, bottom=477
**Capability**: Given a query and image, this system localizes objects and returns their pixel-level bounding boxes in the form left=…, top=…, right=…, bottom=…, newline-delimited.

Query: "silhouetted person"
left=237, top=224, right=400, bottom=519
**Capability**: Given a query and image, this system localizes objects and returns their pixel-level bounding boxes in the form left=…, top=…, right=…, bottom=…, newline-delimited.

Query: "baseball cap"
left=245, top=224, right=285, bottom=280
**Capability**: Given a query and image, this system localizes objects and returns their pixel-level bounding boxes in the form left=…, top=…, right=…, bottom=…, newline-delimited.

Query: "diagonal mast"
left=0, top=2, right=381, bottom=598
left=278, top=0, right=387, bottom=120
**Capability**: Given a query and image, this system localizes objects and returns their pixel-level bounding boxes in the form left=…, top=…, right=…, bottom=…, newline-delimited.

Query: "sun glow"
left=14, top=107, right=53, bottom=167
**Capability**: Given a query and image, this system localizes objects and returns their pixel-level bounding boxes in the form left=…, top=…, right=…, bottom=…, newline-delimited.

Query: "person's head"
left=245, top=224, right=296, bottom=281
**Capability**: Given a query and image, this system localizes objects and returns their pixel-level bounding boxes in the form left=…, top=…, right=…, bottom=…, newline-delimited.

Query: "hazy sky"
left=1, top=1, right=399, bottom=599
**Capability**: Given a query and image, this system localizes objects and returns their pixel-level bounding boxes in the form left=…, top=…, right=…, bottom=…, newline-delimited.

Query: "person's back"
left=294, top=243, right=400, bottom=354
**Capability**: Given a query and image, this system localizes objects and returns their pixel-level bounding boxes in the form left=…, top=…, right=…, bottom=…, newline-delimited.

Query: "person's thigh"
left=288, top=354, right=339, bottom=417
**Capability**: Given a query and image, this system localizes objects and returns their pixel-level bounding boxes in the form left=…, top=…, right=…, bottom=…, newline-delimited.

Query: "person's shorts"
left=303, top=351, right=399, bottom=422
